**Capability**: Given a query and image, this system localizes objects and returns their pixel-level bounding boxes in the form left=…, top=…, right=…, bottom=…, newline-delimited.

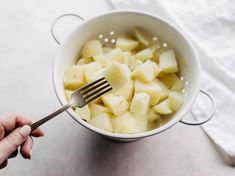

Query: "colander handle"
left=51, top=13, right=84, bottom=45
left=180, top=89, right=216, bottom=126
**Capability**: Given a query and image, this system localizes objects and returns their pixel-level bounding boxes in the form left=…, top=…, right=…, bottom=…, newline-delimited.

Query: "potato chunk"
left=159, top=50, right=178, bottom=73
left=152, top=62, right=162, bottom=77
left=135, top=48, right=154, bottom=62
left=168, top=91, right=184, bottom=111
left=113, top=51, right=131, bottom=65
left=84, top=62, right=102, bottom=82
left=148, top=115, right=163, bottom=130
left=102, top=93, right=129, bottom=115
left=93, top=55, right=111, bottom=67
left=64, top=65, right=85, bottom=90
left=90, top=103, right=111, bottom=117
left=154, top=79, right=170, bottom=101
left=89, top=113, right=113, bottom=132
left=74, top=105, right=90, bottom=121
left=136, top=115, right=148, bottom=132
left=132, top=60, right=155, bottom=82
left=147, top=120, right=157, bottom=131
left=81, top=40, right=103, bottom=59
left=115, top=80, right=134, bottom=101
left=121, top=52, right=132, bottom=65
left=77, top=57, right=93, bottom=65
left=116, top=33, right=139, bottom=51
left=120, top=63, right=131, bottom=76
left=102, top=62, right=130, bottom=90
left=147, top=108, right=161, bottom=122
left=159, top=73, right=179, bottom=88
left=153, top=99, right=173, bottom=115
left=135, top=80, right=162, bottom=105
left=112, top=111, right=138, bottom=133
left=129, top=56, right=143, bottom=71
left=130, top=93, right=150, bottom=115
left=134, top=27, right=151, bottom=46
left=107, top=48, right=123, bottom=62
left=86, top=68, right=106, bottom=82
left=171, top=79, right=184, bottom=91
left=103, top=47, right=113, bottom=53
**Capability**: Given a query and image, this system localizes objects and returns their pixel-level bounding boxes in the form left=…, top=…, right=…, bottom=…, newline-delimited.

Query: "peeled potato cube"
left=120, top=51, right=131, bottom=65
left=154, top=79, right=170, bottom=101
left=74, top=105, right=90, bottom=121
left=115, top=80, right=134, bottom=101
left=152, top=62, right=162, bottom=77
left=81, top=40, right=103, bottom=59
left=102, top=93, right=129, bottom=115
left=136, top=115, right=148, bottom=132
left=110, top=50, right=131, bottom=65
left=92, top=96, right=102, bottom=104
left=157, top=71, right=165, bottom=78
left=159, top=73, right=179, bottom=88
left=151, top=47, right=168, bottom=64
left=129, top=56, right=143, bottom=71
left=87, top=68, right=106, bottom=82
left=171, top=79, right=184, bottom=91
left=135, top=80, right=162, bottom=105
left=107, top=48, right=123, bottom=62
left=112, top=111, right=138, bottom=133
left=84, top=62, right=102, bottom=82
left=159, top=50, right=178, bottom=73
left=77, top=57, right=93, bottom=65
left=153, top=99, right=173, bottom=115
left=120, top=63, right=131, bottom=79
left=102, top=93, right=122, bottom=109
left=116, top=100, right=130, bottom=115
left=147, top=120, right=157, bottom=131
left=103, top=47, right=113, bottom=53
left=116, top=33, right=139, bottom=51
left=132, top=60, right=155, bottom=82
left=90, top=103, right=111, bottom=117
left=65, top=90, right=73, bottom=101
left=93, top=55, right=111, bottom=68
left=134, top=27, right=151, bottom=46
left=135, top=48, right=154, bottom=62
left=130, top=93, right=150, bottom=115
left=148, top=115, right=163, bottom=130
left=102, top=62, right=129, bottom=91
left=89, top=113, right=113, bottom=132
left=168, top=91, right=184, bottom=111
left=64, top=65, right=85, bottom=90
left=152, top=52, right=160, bottom=63
left=147, top=108, right=161, bottom=121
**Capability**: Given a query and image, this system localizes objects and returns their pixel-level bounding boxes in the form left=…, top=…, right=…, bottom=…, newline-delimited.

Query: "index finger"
left=0, top=114, right=32, bottom=133
left=0, top=114, right=32, bottom=140
left=0, top=114, right=44, bottom=139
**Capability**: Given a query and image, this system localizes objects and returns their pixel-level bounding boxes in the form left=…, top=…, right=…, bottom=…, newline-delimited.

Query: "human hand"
left=0, top=114, right=44, bottom=168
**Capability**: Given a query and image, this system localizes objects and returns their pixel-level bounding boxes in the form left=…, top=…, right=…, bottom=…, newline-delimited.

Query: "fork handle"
left=31, top=103, right=74, bottom=132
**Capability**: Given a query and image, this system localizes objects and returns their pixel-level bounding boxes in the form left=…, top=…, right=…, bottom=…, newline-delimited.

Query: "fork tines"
left=79, top=77, right=112, bottom=104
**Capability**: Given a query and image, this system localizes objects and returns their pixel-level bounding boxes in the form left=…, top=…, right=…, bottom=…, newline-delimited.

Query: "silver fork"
left=31, top=77, right=112, bottom=132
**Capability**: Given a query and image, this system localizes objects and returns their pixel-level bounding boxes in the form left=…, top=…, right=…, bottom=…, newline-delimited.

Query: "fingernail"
left=29, top=149, right=32, bottom=156
left=19, top=125, right=31, bottom=138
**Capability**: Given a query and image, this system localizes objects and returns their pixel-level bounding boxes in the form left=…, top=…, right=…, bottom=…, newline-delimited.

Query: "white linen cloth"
left=109, top=0, right=235, bottom=165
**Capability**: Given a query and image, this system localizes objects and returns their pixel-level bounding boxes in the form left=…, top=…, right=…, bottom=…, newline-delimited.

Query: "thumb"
left=0, top=125, right=31, bottom=164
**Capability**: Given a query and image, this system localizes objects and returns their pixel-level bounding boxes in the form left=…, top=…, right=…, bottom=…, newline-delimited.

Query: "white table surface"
left=0, top=0, right=234, bottom=175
